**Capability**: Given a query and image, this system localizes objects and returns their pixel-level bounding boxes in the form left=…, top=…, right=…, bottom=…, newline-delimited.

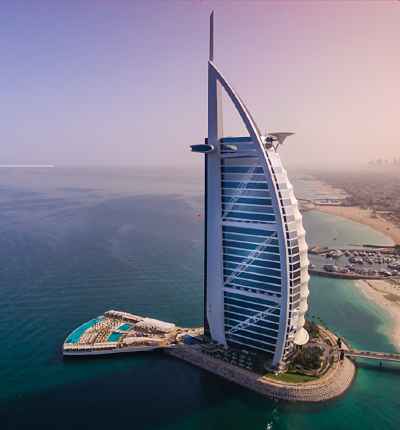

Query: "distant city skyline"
left=1, top=0, right=399, bottom=168
left=368, top=157, right=400, bottom=166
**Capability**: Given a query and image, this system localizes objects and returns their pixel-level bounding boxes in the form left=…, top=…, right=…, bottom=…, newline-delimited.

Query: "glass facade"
left=220, top=141, right=280, bottom=355
left=218, top=137, right=309, bottom=362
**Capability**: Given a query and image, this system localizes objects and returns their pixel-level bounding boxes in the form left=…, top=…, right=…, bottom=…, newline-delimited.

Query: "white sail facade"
left=192, top=13, right=309, bottom=367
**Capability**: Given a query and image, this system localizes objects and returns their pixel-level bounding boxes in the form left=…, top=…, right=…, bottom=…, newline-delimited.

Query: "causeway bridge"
left=344, top=350, right=400, bottom=363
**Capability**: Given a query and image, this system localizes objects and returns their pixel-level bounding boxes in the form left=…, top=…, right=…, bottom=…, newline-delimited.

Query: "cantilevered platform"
left=63, top=310, right=198, bottom=357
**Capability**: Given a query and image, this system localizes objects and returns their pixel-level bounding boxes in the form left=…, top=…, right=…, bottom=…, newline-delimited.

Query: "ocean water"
left=1, top=167, right=399, bottom=430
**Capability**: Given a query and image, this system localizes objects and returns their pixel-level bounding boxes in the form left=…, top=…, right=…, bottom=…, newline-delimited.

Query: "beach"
left=309, top=180, right=400, bottom=351
left=314, top=205, right=400, bottom=245
left=355, top=279, right=400, bottom=352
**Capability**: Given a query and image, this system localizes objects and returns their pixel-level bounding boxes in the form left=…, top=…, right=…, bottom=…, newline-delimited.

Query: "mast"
left=204, top=10, right=225, bottom=344
left=209, top=10, right=214, bottom=62
left=208, top=11, right=223, bottom=142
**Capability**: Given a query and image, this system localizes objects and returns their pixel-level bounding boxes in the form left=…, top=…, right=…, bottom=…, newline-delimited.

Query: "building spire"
left=209, top=11, right=214, bottom=62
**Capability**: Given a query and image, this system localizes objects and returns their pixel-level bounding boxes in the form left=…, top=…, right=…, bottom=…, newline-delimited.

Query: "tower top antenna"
left=209, top=11, right=214, bottom=61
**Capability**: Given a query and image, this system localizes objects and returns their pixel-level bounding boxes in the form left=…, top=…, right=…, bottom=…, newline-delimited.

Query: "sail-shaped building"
left=191, top=13, right=310, bottom=368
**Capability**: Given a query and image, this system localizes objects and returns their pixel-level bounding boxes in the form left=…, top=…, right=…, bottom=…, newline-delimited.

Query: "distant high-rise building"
left=191, top=13, right=310, bottom=367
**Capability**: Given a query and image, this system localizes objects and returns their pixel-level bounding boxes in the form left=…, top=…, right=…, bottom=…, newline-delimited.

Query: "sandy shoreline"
left=355, top=279, right=400, bottom=352
left=307, top=180, right=400, bottom=350
left=314, top=205, right=400, bottom=245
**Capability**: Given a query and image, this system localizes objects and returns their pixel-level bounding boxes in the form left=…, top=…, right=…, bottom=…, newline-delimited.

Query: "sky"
left=1, top=0, right=399, bottom=169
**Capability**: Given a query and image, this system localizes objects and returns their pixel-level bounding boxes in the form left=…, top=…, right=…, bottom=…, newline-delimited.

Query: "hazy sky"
left=1, top=0, right=399, bottom=168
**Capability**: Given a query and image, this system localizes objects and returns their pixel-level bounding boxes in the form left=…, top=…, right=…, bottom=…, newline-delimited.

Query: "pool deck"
left=63, top=310, right=192, bottom=356
left=65, top=317, right=103, bottom=344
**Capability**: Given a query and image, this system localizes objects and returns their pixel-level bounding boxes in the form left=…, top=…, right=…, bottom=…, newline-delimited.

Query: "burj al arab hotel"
left=191, top=13, right=310, bottom=368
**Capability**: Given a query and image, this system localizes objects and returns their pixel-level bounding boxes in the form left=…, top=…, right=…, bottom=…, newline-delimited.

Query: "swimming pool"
left=65, top=317, right=103, bottom=344
left=108, top=332, right=123, bottom=342
left=118, top=323, right=132, bottom=331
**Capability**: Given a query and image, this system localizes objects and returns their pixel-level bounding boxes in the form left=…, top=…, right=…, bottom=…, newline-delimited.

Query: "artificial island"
left=63, top=13, right=400, bottom=402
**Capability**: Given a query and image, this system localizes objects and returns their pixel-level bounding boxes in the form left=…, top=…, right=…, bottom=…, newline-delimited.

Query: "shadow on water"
left=1, top=353, right=280, bottom=430
left=61, top=349, right=166, bottom=364
left=354, top=359, right=400, bottom=375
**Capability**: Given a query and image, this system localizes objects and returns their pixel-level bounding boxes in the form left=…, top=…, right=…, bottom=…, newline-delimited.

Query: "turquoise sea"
left=1, top=167, right=399, bottom=430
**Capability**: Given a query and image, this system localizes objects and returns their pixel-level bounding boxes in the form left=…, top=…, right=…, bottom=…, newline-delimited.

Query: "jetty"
left=344, top=350, right=400, bottom=363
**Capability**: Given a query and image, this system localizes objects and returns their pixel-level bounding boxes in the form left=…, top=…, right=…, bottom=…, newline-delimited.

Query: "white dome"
left=294, top=327, right=309, bottom=346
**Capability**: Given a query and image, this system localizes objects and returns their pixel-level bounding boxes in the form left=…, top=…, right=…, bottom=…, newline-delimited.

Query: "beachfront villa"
left=190, top=12, right=310, bottom=369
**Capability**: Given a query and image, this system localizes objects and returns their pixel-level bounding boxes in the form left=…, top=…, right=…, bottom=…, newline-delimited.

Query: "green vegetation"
left=266, top=372, right=317, bottom=384
left=293, top=346, right=324, bottom=370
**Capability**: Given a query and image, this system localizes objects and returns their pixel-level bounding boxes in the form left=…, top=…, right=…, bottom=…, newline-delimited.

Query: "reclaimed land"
left=165, top=345, right=356, bottom=403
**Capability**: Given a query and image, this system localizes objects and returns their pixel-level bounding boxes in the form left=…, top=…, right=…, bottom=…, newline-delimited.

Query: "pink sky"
left=1, top=1, right=399, bottom=168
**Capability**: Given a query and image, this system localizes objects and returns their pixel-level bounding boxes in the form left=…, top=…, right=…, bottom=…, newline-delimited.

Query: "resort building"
left=191, top=13, right=310, bottom=368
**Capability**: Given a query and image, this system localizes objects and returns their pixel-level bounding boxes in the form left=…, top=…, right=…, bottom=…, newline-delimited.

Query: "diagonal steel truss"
left=226, top=304, right=280, bottom=336
left=222, top=164, right=260, bottom=219
left=223, top=232, right=278, bottom=287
